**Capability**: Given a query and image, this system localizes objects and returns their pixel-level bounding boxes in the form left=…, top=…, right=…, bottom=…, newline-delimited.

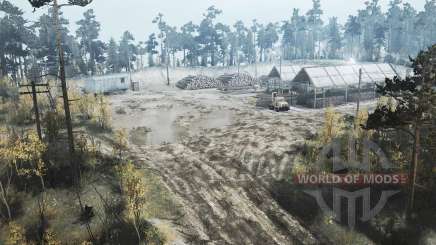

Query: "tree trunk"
left=183, top=49, right=186, bottom=67
left=0, top=52, right=7, bottom=78
left=53, top=0, right=80, bottom=217
left=0, top=181, right=12, bottom=221
left=407, top=124, right=420, bottom=218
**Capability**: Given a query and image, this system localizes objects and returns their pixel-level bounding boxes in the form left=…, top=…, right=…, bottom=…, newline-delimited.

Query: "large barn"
left=291, top=63, right=405, bottom=108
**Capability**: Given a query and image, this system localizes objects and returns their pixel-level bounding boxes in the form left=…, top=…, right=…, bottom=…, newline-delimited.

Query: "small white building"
left=84, top=73, right=130, bottom=94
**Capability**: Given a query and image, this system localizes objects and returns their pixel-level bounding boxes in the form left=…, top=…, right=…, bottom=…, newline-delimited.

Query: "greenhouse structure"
left=291, top=63, right=405, bottom=108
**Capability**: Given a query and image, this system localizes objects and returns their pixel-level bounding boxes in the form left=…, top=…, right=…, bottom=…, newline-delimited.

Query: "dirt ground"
left=107, top=69, right=377, bottom=244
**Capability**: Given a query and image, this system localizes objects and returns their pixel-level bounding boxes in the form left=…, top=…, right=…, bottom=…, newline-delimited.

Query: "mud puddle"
left=113, top=104, right=234, bottom=145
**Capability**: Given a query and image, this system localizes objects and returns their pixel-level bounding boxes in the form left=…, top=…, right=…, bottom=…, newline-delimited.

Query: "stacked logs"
left=176, top=75, right=218, bottom=90
left=217, top=73, right=258, bottom=91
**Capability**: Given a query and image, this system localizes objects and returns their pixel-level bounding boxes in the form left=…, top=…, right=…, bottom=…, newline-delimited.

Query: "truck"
left=269, top=92, right=290, bottom=112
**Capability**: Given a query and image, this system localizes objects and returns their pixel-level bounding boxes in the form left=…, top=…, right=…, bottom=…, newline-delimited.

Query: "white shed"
left=84, top=73, right=130, bottom=94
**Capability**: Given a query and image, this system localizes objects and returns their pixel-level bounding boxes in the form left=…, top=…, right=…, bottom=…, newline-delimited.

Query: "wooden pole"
left=30, top=80, right=42, bottom=140
left=322, top=88, right=326, bottom=108
left=53, top=0, right=75, bottom=156
left=355, top=68, right=362, bottom=130
left=166, top=46, right=170, bottom=86
left=314, top=87, right=317, bottom=109
left=345, top=86, right=348, bottom=103
left=253, top=30, right=258, bottom=78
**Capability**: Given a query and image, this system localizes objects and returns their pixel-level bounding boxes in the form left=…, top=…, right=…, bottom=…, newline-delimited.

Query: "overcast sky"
left=15, top=0, right=427, bottom=42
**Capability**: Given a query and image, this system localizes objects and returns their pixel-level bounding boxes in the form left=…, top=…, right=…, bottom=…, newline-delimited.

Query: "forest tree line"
left=0, top=0, right=436, bottom=80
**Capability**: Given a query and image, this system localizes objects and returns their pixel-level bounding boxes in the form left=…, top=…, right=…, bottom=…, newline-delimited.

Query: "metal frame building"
left=291, top=63, right=403, bottom=108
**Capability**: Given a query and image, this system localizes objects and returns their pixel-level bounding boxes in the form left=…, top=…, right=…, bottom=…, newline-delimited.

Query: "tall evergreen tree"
left=180, top=22, right=199, bottom=66
left=106, top=38, right=120, bottom=73
left=386, top=0, right=403, bottom=55
left=306, top=0, right=323, bottom=59
left=257, top=23, right=279, bottom=62
left=344, top=15, right=361, bottom=58
left=145, top=33, right=158, bottom=67
left=0, top=0, right=33, bottom=80
left=118, top=31, right=136, bottom=72
left=76, top=9, right=104, bottom=75
left=34, top=8, right=72, bottom=76
left=326, top=17, right=343, bottom=59
left=366, top=45, right=436, bottom=216
left=196, top=6, right=222, bottom=66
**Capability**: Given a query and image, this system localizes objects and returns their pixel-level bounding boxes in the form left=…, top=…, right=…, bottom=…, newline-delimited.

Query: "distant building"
left=291, top=63, right=406, bottom=108
left=84, top=73, right=130, bottom=94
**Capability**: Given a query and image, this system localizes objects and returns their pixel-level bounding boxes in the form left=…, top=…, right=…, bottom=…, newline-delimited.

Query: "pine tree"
left=145, top=33, right=158, bottom=67
left=76, top=9, right=105, bottom=75
left=366, top=45, right=436, bottom=217
left=326, top=17, right=343, bottom=59
left=306, top=0, right=323, bottom=59
left=106, top=38, right=120, bottom=73
left=118, top=31, right=136, bottom=72
left=344, top=15, right=361, bottom=58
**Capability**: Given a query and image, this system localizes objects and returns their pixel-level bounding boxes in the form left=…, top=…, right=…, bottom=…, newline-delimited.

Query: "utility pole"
left=237, top=50, right=240, bottom=75
left=252, top=20, right=258, bottom=78
left=31, top=79, right=42, bottom=140
left=28, top=1, right=95, bottom=242
left=22, top=64, right=44, bottom=140
left=53, top=0, right=75, bottom=156
left=166, top=48, right=170, bottom=86
left=355, top=68, right=362, bottom=130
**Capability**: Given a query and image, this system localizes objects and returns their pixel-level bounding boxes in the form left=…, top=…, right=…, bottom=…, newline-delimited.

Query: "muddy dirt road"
left=109, top=85, right=329, bottom=244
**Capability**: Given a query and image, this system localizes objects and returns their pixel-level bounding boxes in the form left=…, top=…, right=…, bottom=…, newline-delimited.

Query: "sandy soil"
left=107, top=66, right=376, bottom=244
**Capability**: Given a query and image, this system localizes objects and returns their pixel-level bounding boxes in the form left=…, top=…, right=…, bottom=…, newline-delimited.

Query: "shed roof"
left=280, top=65, right=304, bottom=81
left=85, top=73, right=129, bottom=82
left=292, top=63, right=404, bottom=89
left=268, top=66, right=281, bottom=79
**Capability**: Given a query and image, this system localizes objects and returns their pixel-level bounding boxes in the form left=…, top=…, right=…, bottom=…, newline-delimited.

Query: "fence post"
left=322, top=88, right=326, bottom=108
left=345, top=86, right=348, bottom=103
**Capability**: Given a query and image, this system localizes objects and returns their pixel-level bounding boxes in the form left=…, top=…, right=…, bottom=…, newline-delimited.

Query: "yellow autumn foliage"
left=319, top=107, right=346, bottom=144
left=113, top=129, right=129, bottom=158
left=43, top=230, right=61, bottom=245
left=5, top=222, right=27, bottom=245
left=94, top=95, right=112, bottom=129
left=115, top=161, right=147, bottom=220
left=353, top=107, right=372, bottom=139
left=5, top=131, right=47, bottom=177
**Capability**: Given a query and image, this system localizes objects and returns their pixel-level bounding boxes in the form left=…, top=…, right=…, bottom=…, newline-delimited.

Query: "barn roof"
left=280, top=65, right=304, bottom=81
left=268, top=66, right=281, bottom=79
left=292, top=63, right=404, bottom=89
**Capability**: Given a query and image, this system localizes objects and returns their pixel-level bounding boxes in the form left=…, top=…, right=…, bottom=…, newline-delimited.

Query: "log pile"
left=217, top=73, right=258, bottom=91
left=176, top=75, right=218, bottom=90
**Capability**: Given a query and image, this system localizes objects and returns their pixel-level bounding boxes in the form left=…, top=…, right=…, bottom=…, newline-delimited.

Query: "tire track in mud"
left=129, top=110, right=322, bottom=245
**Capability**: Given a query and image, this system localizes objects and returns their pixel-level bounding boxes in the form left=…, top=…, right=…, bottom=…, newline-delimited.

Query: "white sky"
left=14, top=0, right=427, bottom=42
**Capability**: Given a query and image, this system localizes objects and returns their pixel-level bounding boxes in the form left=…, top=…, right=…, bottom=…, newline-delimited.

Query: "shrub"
left=5, top=222, right=27, bottom=245
left=115, top=161, right=148, bottom=243
left=93, top=95, right=112, bottom=129
left=42, top=111, right=64, bottom=143
left=0, top=78, right=17, bottom=102
left=113, top=129, right=129, bottom=159
left=8, top=95, right=33, bottom=125
left=144, top=225, right=166, bottom=245
left=319, top=107, right=346, bottom=144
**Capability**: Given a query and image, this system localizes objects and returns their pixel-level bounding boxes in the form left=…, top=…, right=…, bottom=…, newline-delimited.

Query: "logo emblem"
left=301, top=136, right=404, bottom=229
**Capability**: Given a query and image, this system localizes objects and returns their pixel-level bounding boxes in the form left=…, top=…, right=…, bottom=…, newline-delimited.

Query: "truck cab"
left=270, top=92, right=290, bottom=112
